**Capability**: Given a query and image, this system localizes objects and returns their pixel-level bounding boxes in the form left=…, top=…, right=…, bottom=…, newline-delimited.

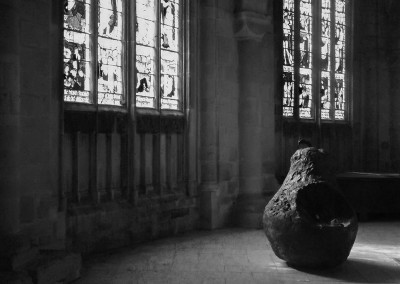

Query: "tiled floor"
left=74, top=222, right=400, bottom=283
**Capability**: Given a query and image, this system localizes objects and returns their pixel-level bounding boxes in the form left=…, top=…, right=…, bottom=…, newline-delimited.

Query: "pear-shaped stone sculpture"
left=263, top=147, right=358, bottom=268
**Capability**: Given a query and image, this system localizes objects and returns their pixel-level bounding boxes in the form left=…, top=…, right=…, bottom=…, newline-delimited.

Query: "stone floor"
left=74, top=222, right=400, bottom=283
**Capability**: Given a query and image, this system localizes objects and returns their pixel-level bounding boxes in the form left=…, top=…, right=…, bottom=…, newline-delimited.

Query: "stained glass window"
left=64, top=0, right=92, bottom=103
left=98, top=0, right=124, bottom=106
left=63, top=0, right=125, bottom=106
left=282, top=0, right=349, bottom=121
left=299, top=0, right=313, bottom=119
left=136, top=0, right=183, bottom=110
left=334, top=0, right=346, bottom=120
left=283, top=0, right=295, bottom=117
left=321, top=0, right=331, bottom=119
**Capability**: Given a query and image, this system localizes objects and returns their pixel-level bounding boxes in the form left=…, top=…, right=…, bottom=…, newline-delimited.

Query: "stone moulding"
left=234, top=11, right=272, bottom=42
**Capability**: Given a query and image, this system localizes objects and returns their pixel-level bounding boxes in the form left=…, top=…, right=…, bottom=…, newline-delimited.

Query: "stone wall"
left=353, top=0, right=400, bottom=172
left=0, top=0, right=65, bottom=268
left=67, top=196, right=198, bottom=254
left=3, top=0, right=400, bottom=281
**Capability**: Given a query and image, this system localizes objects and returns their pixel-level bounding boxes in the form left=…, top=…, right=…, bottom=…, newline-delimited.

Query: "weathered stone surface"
left=263, top=147, right=358, bottom=268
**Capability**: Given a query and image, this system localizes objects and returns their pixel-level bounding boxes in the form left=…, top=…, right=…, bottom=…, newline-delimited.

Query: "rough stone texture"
left=263, top=147, right=358, bottom=268
left=67, top=196, right=199, bottom=254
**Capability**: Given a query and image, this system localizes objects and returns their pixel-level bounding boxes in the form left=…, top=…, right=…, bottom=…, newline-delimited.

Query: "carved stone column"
left=233, top=0, right=279, bottom=228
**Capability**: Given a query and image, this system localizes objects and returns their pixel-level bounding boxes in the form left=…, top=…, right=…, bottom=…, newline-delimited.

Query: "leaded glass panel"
left=97, top=0, right=124, bottom=106
left=335, top=76, right=345, bottom=119
left=283, top=67, right=294, bottom=117
left=282, top=0, right=349, bottom=121
left=161, top=1, right=179, bottom=27
left=299, top=68, right=312, bottom=119
left=321, top=0, right=331, bottom=119
left=161, top=1, right=179, bottom=52
left=136, top=45, right=156, bottom=108
left=161, top=75, right=180, bottom=110
left=137, top=0, right=157, bottom=20
left=321, top=74, right=331, bottom=119
left=161, top=49, right=179, bottom=109
left=97, top=37, right=123, bottom=105
left=321, top=0, right=331, bottom=72
left=160, top=0, right=181, bottom=110
left=98, top=7, right=123, bottom=40
left=64, top=0, right=91, bottom=33
left=64, top=30, right=92, bottom=103
left=335, top=0, right=346, bottom=120
left=298, top=0, right=313, bottom=119
left=299, top=0, right=312, bottom=69
left=136, top=0, right=157, bottom=108
left=283, top=0, right=294, bottom=117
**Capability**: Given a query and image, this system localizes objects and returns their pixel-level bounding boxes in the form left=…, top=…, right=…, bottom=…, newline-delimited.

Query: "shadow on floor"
left=293, top=258, right=400, bottom=283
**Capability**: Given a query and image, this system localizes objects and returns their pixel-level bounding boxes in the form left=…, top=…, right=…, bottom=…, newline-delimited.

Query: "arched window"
left=63, top=0, right=186, bottom=111
left=282, top=0, right=350, bottom=121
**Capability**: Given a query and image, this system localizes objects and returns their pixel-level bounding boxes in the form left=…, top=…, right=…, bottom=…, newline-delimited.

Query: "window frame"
left=281, top=0, right=352, bottom=124
left=134, top=0, right=187, bottom=115
left=63, top=0, right=189, bottom=117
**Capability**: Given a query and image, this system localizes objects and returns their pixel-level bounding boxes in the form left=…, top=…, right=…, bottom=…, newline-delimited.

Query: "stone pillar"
left=199, top=0, right=220, bottom=229
left=198, top=0, right=240, bottom=229
left=0, top=0, right=65, bottom=247
left=233, top=0, right=279, bottom=228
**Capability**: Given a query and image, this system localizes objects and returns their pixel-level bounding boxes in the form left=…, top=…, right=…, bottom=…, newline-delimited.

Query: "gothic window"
left=64, top=0, right=124, bottom=106
left=63, top=0, right=185, bottom=111
left=282, top=0, right=349, bottom=121
left=136, top=0, right=184, bottom=111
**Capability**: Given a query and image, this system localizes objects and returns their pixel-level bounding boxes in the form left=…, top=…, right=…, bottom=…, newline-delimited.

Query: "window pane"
left=321, top=0, right=331, bottom=119
left=161, top=73, right=180, bottom=110
left=283, top=68, right=294, bottom=117
left=98, top=0, right=124, bottom=106
left=335, top=76, right=345, bottom=120
left=321, top=0, right=331, bottom=72
left=335, top=0, right=346, bottom=120
left=161, top=75, right=180, bottom=110
left=137, top=0, right=157, bottom=20
left=98, top=8, right=123, bottom=40
left=63, top=31, right=92, bottom=103
left=299, top=68, right=312, bottom=119
left=64, top=0, right=91, bottom=33
left=300, top=0, right=312, bottom=69
left=161, top=1, right=180, bottom=52
left=283, top=0, right=295, bottom=117
left=160, top=0, right=182, bottom=110
left=321, top=73, right=331, bottom=119
left=299, top=0, right=313, bottom=119
left=161, top=50, right=178, bottom=76
left=136, top=0, right=157, bottom=108
left=99, top=0, right=123, bottom=12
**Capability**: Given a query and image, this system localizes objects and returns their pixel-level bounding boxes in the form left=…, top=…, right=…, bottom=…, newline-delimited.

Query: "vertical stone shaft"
left=234, top=0, right=278, bottom=228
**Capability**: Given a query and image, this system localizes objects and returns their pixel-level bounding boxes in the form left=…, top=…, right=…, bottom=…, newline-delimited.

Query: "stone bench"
left=336, top=172, right=400, bottom=221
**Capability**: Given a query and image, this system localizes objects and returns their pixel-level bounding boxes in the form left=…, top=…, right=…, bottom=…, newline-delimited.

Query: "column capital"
left=234, top=11, right=272, bottom=42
